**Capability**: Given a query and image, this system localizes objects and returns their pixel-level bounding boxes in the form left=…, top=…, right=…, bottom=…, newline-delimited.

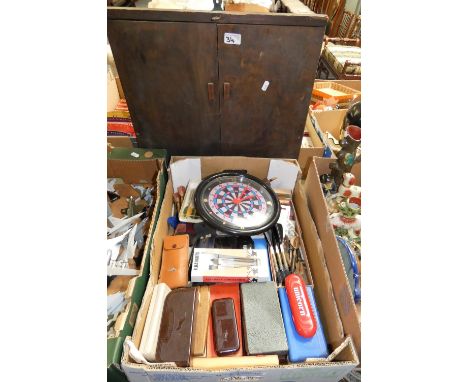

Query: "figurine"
left=319, top=173, right=337, bottom=195
left=338, top=173, right=361, bottom=199
left=329, top=125, right=361, bottom=188
left=340, top=101, right=361, bottom=140
left=329, top=197, right=361, bottom=240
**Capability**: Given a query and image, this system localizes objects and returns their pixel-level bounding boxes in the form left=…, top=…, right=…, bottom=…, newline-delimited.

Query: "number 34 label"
left=224, top=33, right=241, bottom=45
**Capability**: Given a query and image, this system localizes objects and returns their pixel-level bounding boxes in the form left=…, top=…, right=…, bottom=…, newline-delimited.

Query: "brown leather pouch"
left=159, top=234, right=189, bottom=289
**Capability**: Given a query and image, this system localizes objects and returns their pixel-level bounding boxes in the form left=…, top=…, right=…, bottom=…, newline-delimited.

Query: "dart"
left=275, top=223, right=290, bottom=272
left=264, top=228, right=286, bottom=285
left=290, top=236, right=300, bottom=273
left=272, top=224, right=290, bottom=279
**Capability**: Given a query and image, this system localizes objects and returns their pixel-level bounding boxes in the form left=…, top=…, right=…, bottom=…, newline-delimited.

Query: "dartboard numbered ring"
left=194, top=171, right=281, bottom=236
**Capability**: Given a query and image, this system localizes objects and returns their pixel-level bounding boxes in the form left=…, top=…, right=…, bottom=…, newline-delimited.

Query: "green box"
left=107, top=147, right=167, bottom=382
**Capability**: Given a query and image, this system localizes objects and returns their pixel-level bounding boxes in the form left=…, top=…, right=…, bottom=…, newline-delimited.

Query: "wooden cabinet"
left=108, top=5, right=326, bottom=158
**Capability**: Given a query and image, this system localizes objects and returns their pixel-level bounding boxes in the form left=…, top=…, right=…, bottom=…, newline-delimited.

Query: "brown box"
left=316, top=79, right=361, bottom=93
left=120, top=156, right=359, bottom=382
left=224, top=3, right=270, bottom=12
left=303, top=156, right=361, bottom=356
left=298, top=110, right=341, bottom=179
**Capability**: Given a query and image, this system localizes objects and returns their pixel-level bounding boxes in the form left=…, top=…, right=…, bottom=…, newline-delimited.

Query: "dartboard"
left=194, top=172, right=280, bottom=236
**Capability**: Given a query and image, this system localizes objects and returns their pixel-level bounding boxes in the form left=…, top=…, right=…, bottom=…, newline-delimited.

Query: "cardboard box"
left=309, top=109, right=347, bottom=152
left=108, top=136, right=136, bottom=149
left=303, top=156, right=361, bottom=357
left=298, top=111, right=337, bottom=179
left=298, top=112, right=330, bottom=179
left=120, top=156, right=359, bottom=382
left=316, top=80, right=361, bottom=93
left=304, top=80, right=361, bottom=173
left=107, top=147, right=168, bottom=382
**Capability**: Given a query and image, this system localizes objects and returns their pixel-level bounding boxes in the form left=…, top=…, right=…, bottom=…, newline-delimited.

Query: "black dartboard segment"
left=194, top=172, right=280, bottom=236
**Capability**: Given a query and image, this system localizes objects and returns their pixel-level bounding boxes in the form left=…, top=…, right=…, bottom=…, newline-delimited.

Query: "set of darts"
left=264, top=224, right=302, bottom=285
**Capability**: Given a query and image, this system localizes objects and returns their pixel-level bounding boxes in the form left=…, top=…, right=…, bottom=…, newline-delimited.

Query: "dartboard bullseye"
left=194, top=171, right=280, bottom=236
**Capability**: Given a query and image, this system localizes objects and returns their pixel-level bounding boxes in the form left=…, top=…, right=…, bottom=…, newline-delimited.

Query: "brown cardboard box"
left=224, top=3, right=270, bottom=12
left=316, top=80, right=361, bottom=93
left=120, top=156, right=359, bottom=382
left=308, top=109, right=347, bottom=152
left=298, top=111, right=339, bottom=179
left=303, top=156, right=361, bottom=357
left=107, top=136, right=135, bottom=149
left=107, top=148, right=168, bottom=382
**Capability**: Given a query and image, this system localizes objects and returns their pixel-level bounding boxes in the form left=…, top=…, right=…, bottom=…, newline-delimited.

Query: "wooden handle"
left=207, top=82, right=215, bottom=101
left=191, top=355, right=279, bottom=370
left=224, top=82, right=231, bottom=100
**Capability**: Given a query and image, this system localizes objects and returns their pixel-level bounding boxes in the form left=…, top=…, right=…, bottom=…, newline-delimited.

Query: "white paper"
left=224, top=33, right=241, bottom=45
left=130, top=152, right=140, bottom=158
left=170, top=158, right=201, bottom=193
left=125, top=224, right=138, bottom=260
left=107, top=213, right=143, bottom=237
left=107, top=228, right=131, bottom=264
left=268, top=160, right=299, bottom=191
left=107, top=266, right=140, bottom=276
left=107, top=292, right=126, bottom=316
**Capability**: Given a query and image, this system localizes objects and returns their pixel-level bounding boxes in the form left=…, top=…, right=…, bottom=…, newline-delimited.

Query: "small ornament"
left=340, top=101, right=361, bottom=140
left=338, top=173, right=361, bottom=199
left=329, top=197, right=361, bottom=240
left=330, top=125, right=361, bottom=188
left=319, top=173, right=337, bottom=195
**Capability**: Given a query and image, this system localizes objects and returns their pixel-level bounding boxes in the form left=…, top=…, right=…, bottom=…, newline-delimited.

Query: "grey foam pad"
left=240, top=282, right=288, bottom=355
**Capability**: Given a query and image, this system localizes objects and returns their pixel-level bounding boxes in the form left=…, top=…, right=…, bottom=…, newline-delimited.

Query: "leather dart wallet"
left=159, top=234, right=189, bottom=288
left=155, top=287, right=198, bottom=366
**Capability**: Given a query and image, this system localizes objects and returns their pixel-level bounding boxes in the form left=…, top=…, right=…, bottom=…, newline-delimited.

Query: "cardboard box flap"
left=170, top=156, right=299, bottom=194
left=122, top=334, right=358, bottom=380
left=108, top=147, right=165, bottom=184
left=131, top=178, right=174, bottom=348
left=304, top=336, right=358, bottom=364
left=303, top=156, right=361, bottom=356
left=312, top=109, right=347, bottom=139
left=293, top=184, right=345, bottom=348
left=268, top=159, right=300, bottom=191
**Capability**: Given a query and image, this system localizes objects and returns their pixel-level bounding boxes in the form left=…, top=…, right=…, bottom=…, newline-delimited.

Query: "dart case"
left=159, top=234, right=189, bottom=288
left=120, top=156, right=359, bottom=382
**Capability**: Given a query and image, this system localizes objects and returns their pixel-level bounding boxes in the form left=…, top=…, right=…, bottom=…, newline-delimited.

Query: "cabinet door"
left=217, top=24, right=323, bottom=158
left=108, top=21, right=220, bottom=156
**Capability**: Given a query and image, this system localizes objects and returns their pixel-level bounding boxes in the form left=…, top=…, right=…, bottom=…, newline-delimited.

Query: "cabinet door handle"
left=223, top=82, right=231, bottom=100
left=207, top=82, right=215, bottom=101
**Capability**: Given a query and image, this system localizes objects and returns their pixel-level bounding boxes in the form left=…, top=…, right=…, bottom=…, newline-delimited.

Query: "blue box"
left=278, top=286, right=329, bottom=362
